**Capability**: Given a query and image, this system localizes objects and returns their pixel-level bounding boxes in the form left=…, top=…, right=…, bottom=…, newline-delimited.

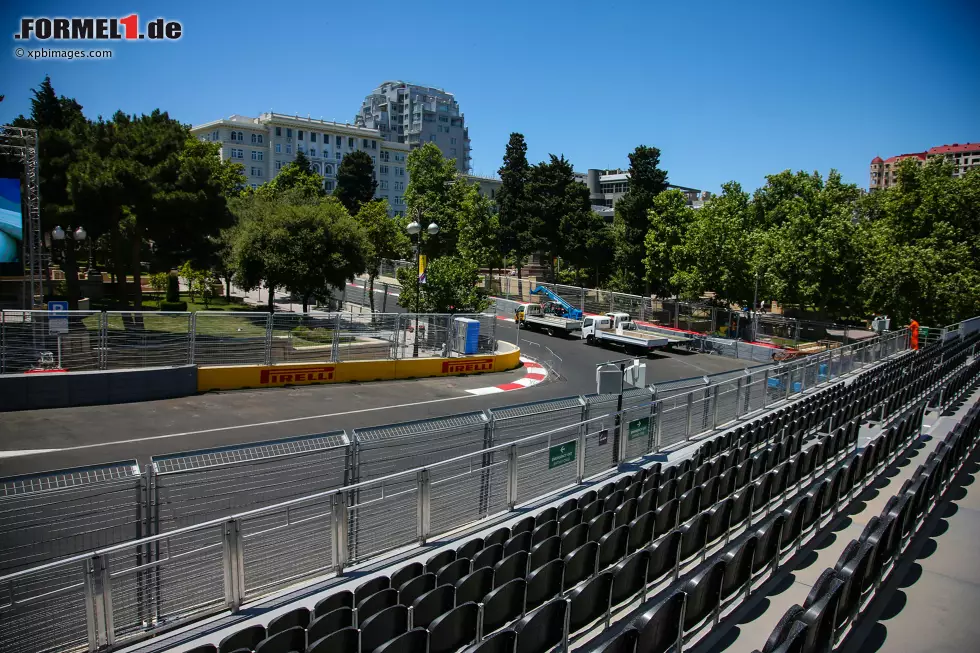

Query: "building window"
left=310, top=133, right=317, bottom=143
left=311, top=149, right=317, bottom=157
left=372, top=156, right=376, bottom=165
left=336, top=153, right=342, bottom=160
left=298, top=130, right=305, bottom=141
left=286, top=128, right=293, bottom=138
left=380, top=180, right=389, bottom=190
left=381, top=151, right=390, bottom=162
left=336, top=135, right=342, bottom=147
left=313, top=163, right=320, bottom=173
left=257, top=134, right=263, bottom=144
left=275, top=144, right=281, bottom=153
left=325, top=165, right=333, bottom=175
left=237, top=131, right=244, bottom=141
left=286, top=144, right=292, bottom=154
left=451, top=148, right=457, bottom=156
left=451, top=137, right=456, bottom=145
left=429, top=135, right=436, bottom=141
left=362, top=138, right=369, bottom=148
left=325, top=180, right=334, bottom=191
left=371, top=140, right=377, bottom=149
left=380, top=165, right=389, bottom=175
left=251, top=134, right=258, bottom=143
left=275, top=161, right=282, bottom=170
left=251, top=151, right=264, bottom=161
left=348, top=137, right=354, bottom=148
left=397, top=167, right=404, bottom=176
left=439, top=116, right=448, bottom=122
left=230, top=131, right=237, bottom=142
left=275, top=127, right=282, bottom=137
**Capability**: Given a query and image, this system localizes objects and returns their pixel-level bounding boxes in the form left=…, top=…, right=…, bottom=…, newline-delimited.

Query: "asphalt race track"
left=0, top=317, right=753, bottom=477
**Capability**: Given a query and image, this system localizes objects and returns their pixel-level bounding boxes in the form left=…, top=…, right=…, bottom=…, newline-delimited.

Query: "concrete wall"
left=0, top=365, right=197, bottom=412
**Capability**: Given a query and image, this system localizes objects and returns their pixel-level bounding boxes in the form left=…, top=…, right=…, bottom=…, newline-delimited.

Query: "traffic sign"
left=47, top=301, right=69, bottom=335
left=548, top=440, right=577, bottom=469
left=628, top=416, right=650, bottom=441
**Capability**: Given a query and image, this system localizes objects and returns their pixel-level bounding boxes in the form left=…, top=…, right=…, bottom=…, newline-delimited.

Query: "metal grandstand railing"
left=0, top=329, right=918, bottom=653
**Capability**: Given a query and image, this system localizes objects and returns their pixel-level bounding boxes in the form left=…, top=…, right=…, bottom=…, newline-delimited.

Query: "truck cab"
left=605, top=312, right=632, bottom=329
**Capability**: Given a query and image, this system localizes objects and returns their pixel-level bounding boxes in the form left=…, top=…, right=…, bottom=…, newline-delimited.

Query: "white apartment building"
left=355, top=81, right=472, bottom=174
left=192, top=113, right=412, bottom=214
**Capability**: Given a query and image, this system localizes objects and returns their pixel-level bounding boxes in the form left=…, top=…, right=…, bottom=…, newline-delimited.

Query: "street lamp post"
left=51, top=225, right=87, bottom=297
left=406, top=212, right=439, bottom=357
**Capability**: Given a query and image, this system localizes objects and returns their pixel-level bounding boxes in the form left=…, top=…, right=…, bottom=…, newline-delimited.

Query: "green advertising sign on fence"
left=548, top=440, right=577, bottom=469
left=628, top=416, right=649, bottom=441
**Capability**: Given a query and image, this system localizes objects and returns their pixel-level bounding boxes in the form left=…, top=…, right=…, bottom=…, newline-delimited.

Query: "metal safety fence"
left=0, top=310, right=498, bottom=374
left=0, top=328, right=913, bottom=653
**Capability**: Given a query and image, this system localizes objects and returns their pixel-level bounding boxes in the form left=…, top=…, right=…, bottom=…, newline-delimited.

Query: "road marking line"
left=0, top=449, right=60, bottom=458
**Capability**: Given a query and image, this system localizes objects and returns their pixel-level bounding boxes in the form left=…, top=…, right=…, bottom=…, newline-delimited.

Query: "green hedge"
left=160, top=300, right=188, bottom=312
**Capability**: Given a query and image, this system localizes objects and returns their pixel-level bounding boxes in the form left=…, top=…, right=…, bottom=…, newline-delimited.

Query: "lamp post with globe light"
left=50, top=225, right=87, bottom=305
left=406, top=211, right=439, bottom=357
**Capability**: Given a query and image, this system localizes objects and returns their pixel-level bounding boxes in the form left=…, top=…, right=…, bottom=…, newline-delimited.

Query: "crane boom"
left=530, top=286, right=584, bottom=320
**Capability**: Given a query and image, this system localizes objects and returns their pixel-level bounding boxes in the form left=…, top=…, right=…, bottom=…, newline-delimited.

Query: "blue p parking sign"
left=47, top=301, right=69, bottom=334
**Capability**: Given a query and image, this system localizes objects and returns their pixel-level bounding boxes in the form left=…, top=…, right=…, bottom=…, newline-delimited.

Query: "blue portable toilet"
left=454, top=317, right=481, bottom=355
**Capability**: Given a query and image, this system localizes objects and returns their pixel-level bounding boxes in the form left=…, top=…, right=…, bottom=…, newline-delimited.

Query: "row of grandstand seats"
left=757, top=399, right=979, bottom=653
left=183, top=335, right=952, bottom=653
left=594, top=403, right=928, bottom=653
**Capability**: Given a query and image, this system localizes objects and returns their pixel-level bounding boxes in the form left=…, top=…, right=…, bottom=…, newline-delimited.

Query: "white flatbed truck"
left=582, top=312, right=690, bottom=354
left=515, top=302, right=584, bottom=337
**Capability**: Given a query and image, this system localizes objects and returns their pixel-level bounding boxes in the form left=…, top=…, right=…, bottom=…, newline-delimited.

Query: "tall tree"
left=457, top=184, right=503, bottom=286
left=229, top=194, right=368, bottom=312
left=856, top=158, right=980, bottom=324
left=671, top=182, right=754, bottom=304
left=752, top=170, right=862, bottom=317
left=644, top=189, right=696, bottom=298
left=355, top=199, right=410, bottom=312
left=334, top=150, right=378, bottom=214
left=403, top=143, right=467, bottom=258
left=612, top=145, right=669, bottom=293
left=496, top=133, right=538, bottom=291
left=527, top=154, right=594, bottom=282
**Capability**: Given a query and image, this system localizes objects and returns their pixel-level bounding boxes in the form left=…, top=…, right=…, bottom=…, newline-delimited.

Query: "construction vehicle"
left=529, top=286, right=583, bottom=320
left=515, top=301, right=583, bottom=337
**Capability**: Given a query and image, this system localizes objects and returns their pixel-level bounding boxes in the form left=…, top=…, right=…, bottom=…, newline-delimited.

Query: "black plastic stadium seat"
left=525, top=558, right=563, bottom=610
left=410, top=584, right=455, bottom=629
left=398, top=574, right=437, bottom=609
left=493, top=551, right=529, bottom=588
left=358, top=588, right=399, bottom=623
left=372, top=628, right=428, bottom=653
left=460, top=629, right=516, bottom=653
left=315, top=590, right=354, bottom=618
left=255, top=626, right=305, bottom=653
left=567, top=571, right=612, bottom=633
left=480, top=579, right=526, bottom=634
left=391, top=563, right=424, bottom=592
left=455, top=567, right=494, bottom=606
left=428, top=603, right=479, bottom=653
left=472, top=543, right=504, bottom=573
left=219, top=625, right=266, bottom=653
left=308, top=607, right=354, bottom=645
left=596, top=627, right=637, bottom=653
left=360, top=605, right=408, bottom=653
left=633, top=590, right=684, bottom=653
left=308, top=627, right=359, bottom=653
left=514, top=598, right=567, bottom=653
left=355, top=577, right=391, bottom=605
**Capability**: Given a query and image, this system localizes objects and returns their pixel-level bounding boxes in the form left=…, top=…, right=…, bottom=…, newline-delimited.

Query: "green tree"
left=334, top=150, right=378, bottom=214
left=527, top=154, right=593, bottom=282
left=671, top=182, right=753, bottom=304
left=856, top=158, right=980, bottom=324
left=256, top=150, right=325, bottom=199
left=496, top=133, right=539, bottom=290
left=751, top=170, right=862, bottom=317
left=457, top=184, right=503, bottom=285
left=404, top=143, right=465, bottom=258
left=612, top=145, right=669, bottom=293
left=355, top=199, right=410, bottom=312
left=229, top=194, right=368, bottom=312
left=395, top=255, right=490, bottom=314
left=68, top=111, right=244, bottom=308
left=644, top=189, right=695, bottom=297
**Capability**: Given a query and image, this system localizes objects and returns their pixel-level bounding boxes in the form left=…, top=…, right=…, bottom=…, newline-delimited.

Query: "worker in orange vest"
left=909, top=319, right=919, bottom=350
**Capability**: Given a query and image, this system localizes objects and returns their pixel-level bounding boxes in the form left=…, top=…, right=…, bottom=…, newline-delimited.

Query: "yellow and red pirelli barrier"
left=197, top=347, right=521, bottom=392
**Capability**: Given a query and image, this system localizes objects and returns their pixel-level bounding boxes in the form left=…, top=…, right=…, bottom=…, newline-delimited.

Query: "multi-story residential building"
left=191, top=112, right=489, bottom=216
left=870, top=141, right=978, bottom=190
left=355, top=81, right=471, bottom=174
left=869, top=152, right=926, bottom=190
left=573, top=168, right=703, bottom=222
left=927, top=142, right=980, bottom=178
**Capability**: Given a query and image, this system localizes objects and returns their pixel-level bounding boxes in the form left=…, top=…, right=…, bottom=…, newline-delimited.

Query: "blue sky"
left=1, top=0, right=978, bottom=193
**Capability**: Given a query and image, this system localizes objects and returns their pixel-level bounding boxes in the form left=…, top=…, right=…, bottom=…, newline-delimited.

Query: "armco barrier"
left=0, top=364, right=198, bottom=411
left=196, top=345, right=521, bottom=391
